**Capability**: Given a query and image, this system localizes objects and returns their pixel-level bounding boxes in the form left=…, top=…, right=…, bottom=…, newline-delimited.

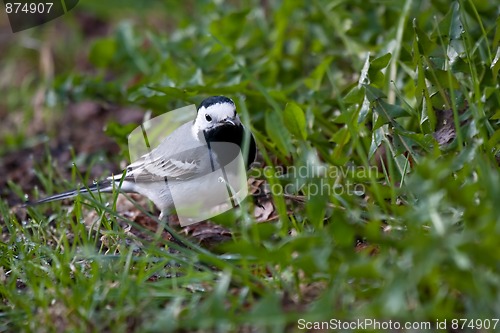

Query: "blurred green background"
left=1, top=0, right=500, bottom=332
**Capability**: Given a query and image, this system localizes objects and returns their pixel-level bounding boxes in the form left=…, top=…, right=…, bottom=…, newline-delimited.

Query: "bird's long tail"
left=24, top=180, right=115, bottom=207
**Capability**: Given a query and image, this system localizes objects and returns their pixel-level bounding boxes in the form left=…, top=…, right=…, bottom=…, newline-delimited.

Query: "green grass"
left=1, top=0, right=500, bottom=332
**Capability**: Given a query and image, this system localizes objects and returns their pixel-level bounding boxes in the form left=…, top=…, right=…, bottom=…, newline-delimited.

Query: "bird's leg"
left=158, top=210, right=190, bottom=249
left=158, top=210, right=166, bottom=222
left=156, top=209, right=170, bottom=237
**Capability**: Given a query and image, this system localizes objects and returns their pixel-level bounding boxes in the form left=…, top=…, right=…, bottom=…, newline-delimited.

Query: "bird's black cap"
left=198, top=96, right=234, bottom=111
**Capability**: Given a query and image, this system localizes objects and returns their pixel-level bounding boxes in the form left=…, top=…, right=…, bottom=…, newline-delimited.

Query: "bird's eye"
left=205, top=114, right=212, bottom=122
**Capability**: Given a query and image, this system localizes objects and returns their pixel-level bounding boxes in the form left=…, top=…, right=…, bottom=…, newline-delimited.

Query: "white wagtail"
left=26, top=96, right=257, bottom=222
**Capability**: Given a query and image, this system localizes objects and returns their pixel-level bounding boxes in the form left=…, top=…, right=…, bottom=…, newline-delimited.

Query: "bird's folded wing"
left=110, top=156, right=202, bottom=183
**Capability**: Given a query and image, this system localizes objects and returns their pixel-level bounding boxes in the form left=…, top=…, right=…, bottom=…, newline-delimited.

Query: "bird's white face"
left=192, top=101, right=241, bottom=139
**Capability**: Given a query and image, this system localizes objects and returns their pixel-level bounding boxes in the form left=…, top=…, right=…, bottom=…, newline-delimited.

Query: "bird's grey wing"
left=114, top=143, right=214, bottom=183
left=111, top=121, right=211, bottom=182
left=124, top=155, right=202, bottom=182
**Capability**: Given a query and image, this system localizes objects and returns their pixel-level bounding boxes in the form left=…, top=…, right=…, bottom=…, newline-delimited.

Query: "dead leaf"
left=433, top=100, right=469, bottom=147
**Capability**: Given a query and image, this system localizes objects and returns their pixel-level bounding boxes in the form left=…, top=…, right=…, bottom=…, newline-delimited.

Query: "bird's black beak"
left=222, top=118, right=236, bottom=126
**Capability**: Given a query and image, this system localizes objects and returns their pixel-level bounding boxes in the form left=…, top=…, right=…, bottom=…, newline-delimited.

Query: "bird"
left=25, top=96, right=257, bottom=224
